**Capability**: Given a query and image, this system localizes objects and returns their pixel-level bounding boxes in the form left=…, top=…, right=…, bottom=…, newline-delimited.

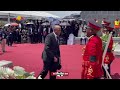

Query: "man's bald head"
left=53, top=25, right=61, bottom=36
left=53, top=25, right=61, bottom=30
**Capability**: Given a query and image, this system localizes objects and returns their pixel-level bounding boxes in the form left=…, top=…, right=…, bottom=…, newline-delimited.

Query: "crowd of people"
left=0, top=19, right=83, bottom=51
left=0, top=19, right=82, bottom=54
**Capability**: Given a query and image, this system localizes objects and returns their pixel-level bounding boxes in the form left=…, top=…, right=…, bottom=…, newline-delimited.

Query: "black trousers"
left=39, top=60, right=57, bottom=79
left=84, top=38, right=87, bottom=45
left=34, top=34, right=38, bottom=43
left=17, top=35, right=21, bottom=43
left=29, top=35, right=34, bottom=43
left=7, top=37, right=13, bottom=46
left=43, top=36, right=46, bottom=43
left=38, top=34, right=42, bottom=43
left=103, top=63, right=111, bottom=78
left=80, top=38, right=82, bottom=45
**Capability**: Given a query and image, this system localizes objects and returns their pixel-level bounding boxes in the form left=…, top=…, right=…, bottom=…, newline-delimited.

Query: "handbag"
left=57, top=64, right=62, bottom=70
left=52, top=58, right=62, bottom=70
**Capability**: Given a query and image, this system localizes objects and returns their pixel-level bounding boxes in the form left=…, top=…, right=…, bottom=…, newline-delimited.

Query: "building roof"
left=0, top=11, right=60, bottom=19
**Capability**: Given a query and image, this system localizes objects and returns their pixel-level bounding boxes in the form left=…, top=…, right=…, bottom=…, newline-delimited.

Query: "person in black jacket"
left=0, top=28, right=7, bottom=52
left=38, top=25, right=62, bottom=79
left=28, top=27, right=34, bottom=44
left=16, top=29, right=22, bottom=43
left=38, top=25, right=43, bottom=43
left=43, top=26, right=48, bottom=43
left=7, top=29, right=14, bottom=46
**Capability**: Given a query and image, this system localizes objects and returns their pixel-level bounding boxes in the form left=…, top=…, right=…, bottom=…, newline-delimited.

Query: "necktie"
left=56, top=36, right=59, bottom=44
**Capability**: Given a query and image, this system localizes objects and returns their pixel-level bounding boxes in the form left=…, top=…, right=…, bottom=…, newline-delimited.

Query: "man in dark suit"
left=38, top=25, right=62, bottom=79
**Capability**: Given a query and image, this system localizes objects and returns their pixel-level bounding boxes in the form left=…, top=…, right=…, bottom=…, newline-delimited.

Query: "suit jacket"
left=42, top=33, right=60, bottom=62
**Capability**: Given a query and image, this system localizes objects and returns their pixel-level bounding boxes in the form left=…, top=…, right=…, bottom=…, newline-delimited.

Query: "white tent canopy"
left=0, top=11, right=60, bottom=19
left=30, top=11, right=60, bottom=18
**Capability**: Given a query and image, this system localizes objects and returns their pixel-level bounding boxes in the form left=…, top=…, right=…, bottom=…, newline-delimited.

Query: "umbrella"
left=4, top=23, right=10, bottom=27
left=26, top=22, right=34, bottom=25
left=59, top=22, right=70, bottom=26
left=51, top=20, right=60, bottom=26
left=10, top=23, right=19, bottom=26
left=47, top=17, right=54, bottom=22
left=25, top=22, right=34, bottom=28
left=42, top=23, right=50, bottom=26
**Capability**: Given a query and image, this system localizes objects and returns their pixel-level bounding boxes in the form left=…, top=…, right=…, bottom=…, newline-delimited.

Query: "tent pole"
left=8, top=13, right=10, bottom=23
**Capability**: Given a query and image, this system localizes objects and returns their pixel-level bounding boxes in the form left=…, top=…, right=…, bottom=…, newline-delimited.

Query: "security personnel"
left=81, top=20, right=103, bottom=79
left=101, top=26, right=115, bottom=79
left=0, top=27, right=7, bottom=53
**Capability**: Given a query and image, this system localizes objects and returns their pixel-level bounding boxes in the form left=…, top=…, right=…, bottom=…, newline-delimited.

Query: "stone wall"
left=80, top=11, right=120, bottom=26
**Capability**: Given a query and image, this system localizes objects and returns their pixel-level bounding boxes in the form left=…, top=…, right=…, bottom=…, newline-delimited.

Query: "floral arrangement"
left=0, top=66, right=36, bottom=79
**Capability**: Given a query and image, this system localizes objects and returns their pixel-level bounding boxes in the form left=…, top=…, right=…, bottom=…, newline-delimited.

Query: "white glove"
left=104, top=64, right=109, bottom=70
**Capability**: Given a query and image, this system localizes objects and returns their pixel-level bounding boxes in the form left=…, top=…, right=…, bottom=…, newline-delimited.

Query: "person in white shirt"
left=80, top=31, right=87, bottom=45
left=67, top=33, right=75, bottom=45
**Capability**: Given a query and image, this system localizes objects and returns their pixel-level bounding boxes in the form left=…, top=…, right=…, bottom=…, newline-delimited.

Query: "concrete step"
left=0, top=60, right=13, bottom=68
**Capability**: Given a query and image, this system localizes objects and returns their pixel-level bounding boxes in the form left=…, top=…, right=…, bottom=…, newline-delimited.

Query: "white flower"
left=13, top=66, right=25, bottom=71
left=26, top=76, right=36, bottom=79
left=30, top=72, right=35, bottom=76
left=0, top=66, right=36, bottom=79
left=6, top=68, right=14, bottom=75
left=0, top=67, right=4, bottom=75
left=3, top=73, right=9, bottom=79
left=0, top=67, right=15, bottom=79
left=13, top=66, right=26, bottom=76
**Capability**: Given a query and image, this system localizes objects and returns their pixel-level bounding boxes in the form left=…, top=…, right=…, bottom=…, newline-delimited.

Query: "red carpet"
left=0, top=43, right=119, bottom=79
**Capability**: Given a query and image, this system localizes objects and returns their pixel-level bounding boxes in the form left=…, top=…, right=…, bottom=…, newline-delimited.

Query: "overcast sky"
left=44, top=11, right=81, bottom=18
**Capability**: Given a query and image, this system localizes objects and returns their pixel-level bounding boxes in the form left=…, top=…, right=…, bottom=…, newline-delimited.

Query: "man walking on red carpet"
left=38, top=25, right=62, bottom=79
left=81, top=20, right=103, bottom=79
